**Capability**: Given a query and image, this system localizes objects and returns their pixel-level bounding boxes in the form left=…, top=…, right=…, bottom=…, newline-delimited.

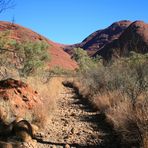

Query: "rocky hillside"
left=94, top=21, right=148, bottom=60
left=65, top=20, right=148, bottom=61
left=0, top=78, right=42, bottom=121
left=0, top=21, right=77, bottom=70
left=64, top=20, right=132, bottom=56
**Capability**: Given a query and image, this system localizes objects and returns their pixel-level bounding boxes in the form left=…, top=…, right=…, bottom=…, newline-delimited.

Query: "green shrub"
left=77, top=52, right=148, bottom=102
left=19, top=41, right=50, bottom=76
left=72, top=48, right=100, bottom=72
left=0, top=30, right=50, bottom=78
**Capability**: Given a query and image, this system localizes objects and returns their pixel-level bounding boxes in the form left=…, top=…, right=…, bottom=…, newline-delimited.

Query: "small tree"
left=0, top=31, right=50, bottom=77
left=19, top=41, right=50, bottom=76
left=72, top=48, right=99, bottom=72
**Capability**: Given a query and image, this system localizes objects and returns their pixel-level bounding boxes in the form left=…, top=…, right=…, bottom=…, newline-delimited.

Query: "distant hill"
left=0, top=21, right=77, bottom=70
left=65, top=20, right=148, bottom=61
left=64, top=20, right=132, bottom=56
left=94, top=21, right=148, bottom=60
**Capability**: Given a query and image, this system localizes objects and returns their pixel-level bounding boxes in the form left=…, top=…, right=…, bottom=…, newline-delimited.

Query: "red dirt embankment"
left=0, top=78, right=42, bottom=117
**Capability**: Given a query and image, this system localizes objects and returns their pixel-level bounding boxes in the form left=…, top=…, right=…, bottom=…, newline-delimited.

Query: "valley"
left=0, top=20, right=147, bottom=148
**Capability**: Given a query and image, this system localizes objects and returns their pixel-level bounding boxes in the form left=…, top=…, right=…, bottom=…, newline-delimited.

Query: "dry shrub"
left=0, top=98, right=46, bottom=129
left=0, top=66, right=20, bottom=80
left=106, top=96, right=148, bottom=147
left=27, top=76, right=64, bottom=111
left=0, top=100, right=15, bottom=124
left=74, top=81, right=91, bottom=98
left=75, top=52, right=148, bottom=147
left=92, top=91, right=125, bottom=112
left=135, top=99, right=148, bottom=147
left=25, top=76, right=65, bottom=126
left=31, top=104, right=48, bottom=128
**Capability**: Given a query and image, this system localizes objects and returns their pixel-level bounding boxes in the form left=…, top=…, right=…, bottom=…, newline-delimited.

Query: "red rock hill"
left=65, top=20, right=132, bottom=56
left=94, top=21, right=148, bottom=60
left=0, top=21, right=77, bottom=70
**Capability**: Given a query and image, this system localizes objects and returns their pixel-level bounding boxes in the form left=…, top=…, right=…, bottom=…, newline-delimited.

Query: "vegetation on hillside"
left=0, top=30, right=50, bottom=78
left=73, top=47, right=148, bottom=147
left=0, top=30, right=53, bottom=133
left=72, top=48, right=100, bottom=72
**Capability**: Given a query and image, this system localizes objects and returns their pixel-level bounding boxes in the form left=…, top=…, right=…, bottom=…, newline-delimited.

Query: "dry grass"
left=25, top=76, right=65, bottom=127
left=74, top=53, right=148, bottom=147
left=74, top=77, right=148, bottom=147
left=0, top=76, right=64, bottom=130
left=27, top=76, right=64, bottom=111
left=92, top=91, right=126, bottom=112
left=0, top=66, right=20, bottom=80
left=106, top=95, right=148, bottom=147
left=0, top=100, right=16, bottom=124
left=31, top=104, right=48, bottom=128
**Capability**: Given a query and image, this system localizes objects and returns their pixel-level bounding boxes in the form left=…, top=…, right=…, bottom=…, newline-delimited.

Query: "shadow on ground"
left=62, top=81, right=122, bottom=148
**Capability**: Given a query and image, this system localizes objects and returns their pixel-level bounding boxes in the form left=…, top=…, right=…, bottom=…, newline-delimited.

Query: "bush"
left=72, top=48, right=100, bottom=72
left=48, top=66, right=72, bottom=76
left=0, top=30, right=50, bottom=78
left=78, top=52, right=148, bottom=101
left=75, top=51, right=148, bottom=147
left=19, top=41, right=50, bottom=76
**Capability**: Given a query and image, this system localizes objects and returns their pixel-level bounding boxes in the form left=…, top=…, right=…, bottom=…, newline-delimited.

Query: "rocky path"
left=35, top=82, right=103, bottom=148
left=0, top=80, right=121, bottom=148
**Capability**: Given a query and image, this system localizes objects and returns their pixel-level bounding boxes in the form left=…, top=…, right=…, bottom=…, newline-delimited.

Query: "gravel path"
left=35, top=83, right=102, bottom=148
left=0, top=81, right=120, bottom=148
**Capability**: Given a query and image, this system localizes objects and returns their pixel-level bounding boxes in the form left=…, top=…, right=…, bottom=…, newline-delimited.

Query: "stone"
left=65, top=144, right=70, bottom=148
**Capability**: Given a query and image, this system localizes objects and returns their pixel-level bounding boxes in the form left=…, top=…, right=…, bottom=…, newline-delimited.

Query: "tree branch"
left=0, top=0, right=15, bottom=13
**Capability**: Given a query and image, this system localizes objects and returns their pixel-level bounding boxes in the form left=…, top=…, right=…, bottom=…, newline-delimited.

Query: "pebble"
left=65, top=144, right=70, bottom=148
left=33, top=86, right=101, bottom=147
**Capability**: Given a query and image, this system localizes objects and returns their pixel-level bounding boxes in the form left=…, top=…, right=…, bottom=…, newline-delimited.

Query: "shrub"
left=0, top=30, right=50, bottom=78
left=72, top=48, right=100, bottom=72
left=19, top=40, right=50, bottom=76
left=77, top=52, right=148, bottom=101
left=106, top=96, right=148, bottom=147
left=48, top=66, right=72, bottom=76
left=75, top=51, right=148, bottom=147
left=0, top=100, right=15, bottom=124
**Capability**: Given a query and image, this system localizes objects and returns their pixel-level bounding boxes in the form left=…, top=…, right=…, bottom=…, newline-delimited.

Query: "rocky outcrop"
left=0, top=78, right=42, bottom=119
left=65, top=20, right=132, bottom=56
left=65, top=20, right=148, bottom=61
left=94, top=21, right=148, bottom=60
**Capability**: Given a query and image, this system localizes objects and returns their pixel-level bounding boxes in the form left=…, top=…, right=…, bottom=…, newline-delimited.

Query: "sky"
left=0, top=0, right=148, bottom=44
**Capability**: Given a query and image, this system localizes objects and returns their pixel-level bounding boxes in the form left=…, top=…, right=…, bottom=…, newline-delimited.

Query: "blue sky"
left=0, top=0, right=148, bottom=44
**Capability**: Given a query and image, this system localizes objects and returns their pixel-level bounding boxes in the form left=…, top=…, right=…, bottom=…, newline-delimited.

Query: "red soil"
left=0, top=78, right=42, bottom=117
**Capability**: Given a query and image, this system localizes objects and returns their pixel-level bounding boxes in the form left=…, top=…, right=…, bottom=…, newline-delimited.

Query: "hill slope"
left=94, top=21, right=148, bottom=60
left=65, top=20, right=148, bottom=61
left=0, top=21, right=77, bottom=70
left=64, top=20, right=132, bottom=56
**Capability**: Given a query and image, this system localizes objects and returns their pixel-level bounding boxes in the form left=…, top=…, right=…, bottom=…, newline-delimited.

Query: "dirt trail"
left=33, top=82, right=102, bottom=148
left=30, top=81, right=119, bottom=148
